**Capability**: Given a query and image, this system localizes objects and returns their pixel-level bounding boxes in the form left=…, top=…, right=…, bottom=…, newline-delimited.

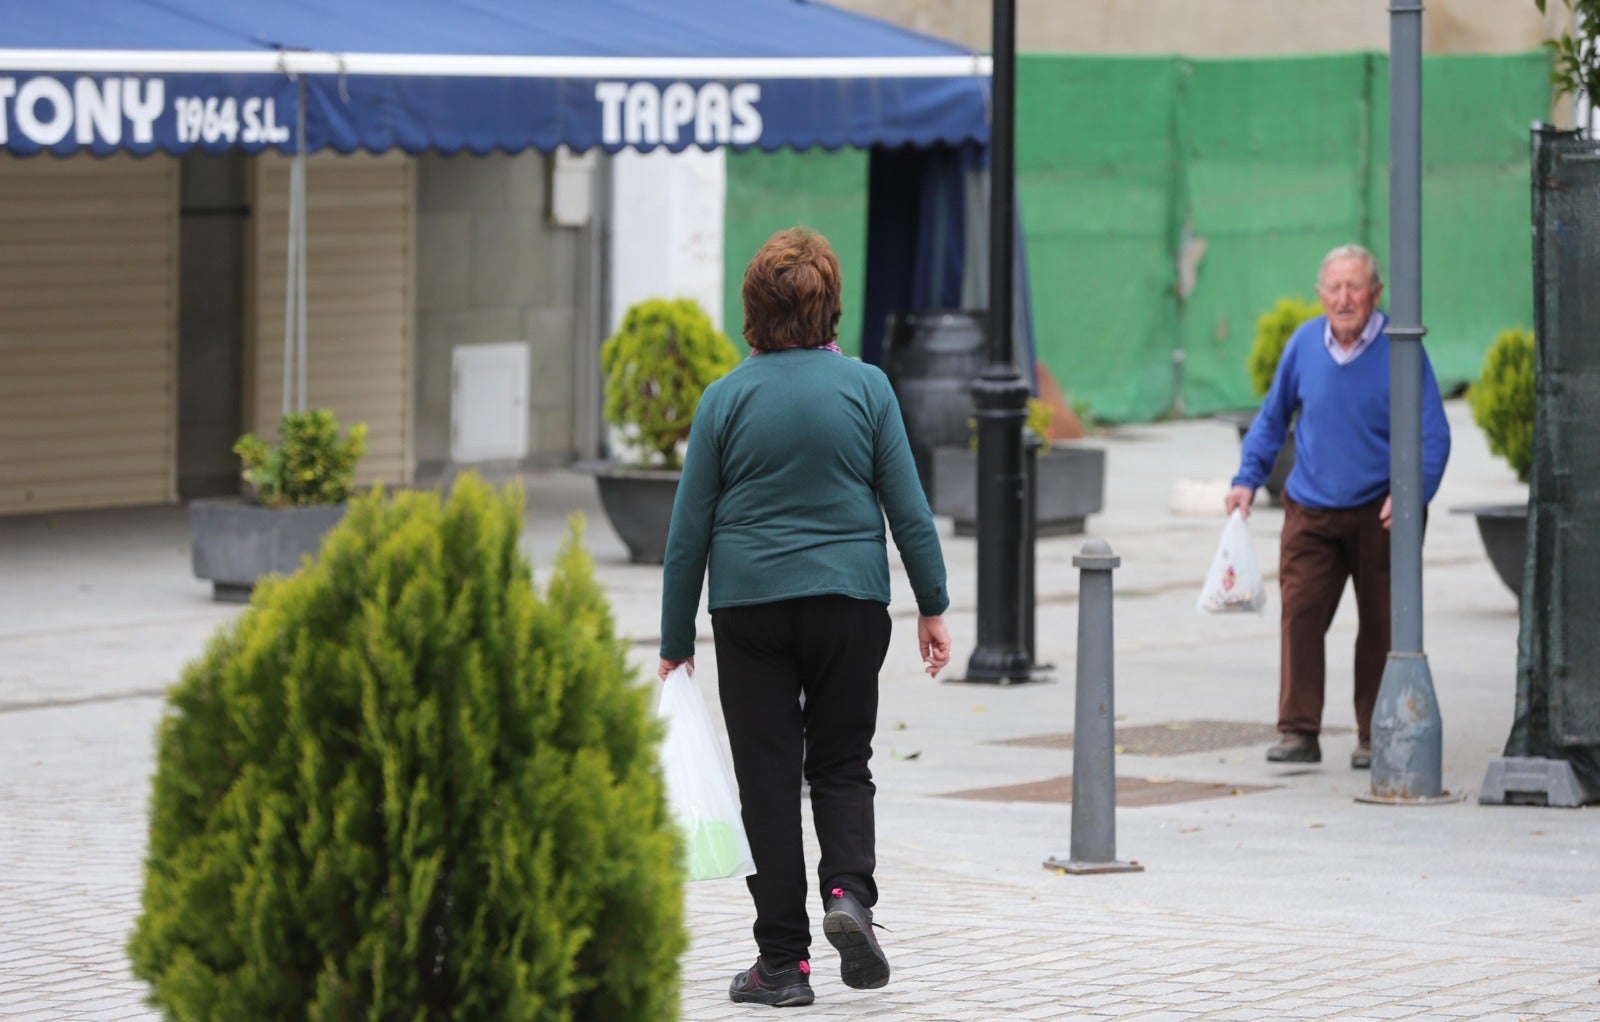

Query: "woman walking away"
left=659, top=227, right=953, bottom=1008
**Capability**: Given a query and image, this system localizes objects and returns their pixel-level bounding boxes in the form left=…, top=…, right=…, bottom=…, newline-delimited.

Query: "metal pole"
left=966, top=0, right=1033, bottom=684
left=294, top=76, right=309, bottom=414
left=1045, top=540, right=1141, bottom=874
left=1363, top=0, right=1449, bottom=804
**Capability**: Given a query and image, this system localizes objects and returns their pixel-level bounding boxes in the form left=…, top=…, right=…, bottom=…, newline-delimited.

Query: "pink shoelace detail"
left=799, top=961, right=811, bottom=975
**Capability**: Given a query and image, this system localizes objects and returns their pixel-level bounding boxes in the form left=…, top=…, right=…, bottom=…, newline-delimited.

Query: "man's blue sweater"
left=1234, top=314, right=1451, bottom=510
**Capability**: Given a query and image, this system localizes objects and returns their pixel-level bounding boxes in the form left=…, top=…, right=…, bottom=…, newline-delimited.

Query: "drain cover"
left=939, top=775, right=1276, bottom=807
left=995, top=720, right=1350, bottom=757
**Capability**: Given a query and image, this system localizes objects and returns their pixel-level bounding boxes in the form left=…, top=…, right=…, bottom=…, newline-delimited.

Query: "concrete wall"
left=414, top=152, right=588, bottom=476
left=610, top=148, right=726, bottom=333
left=833, top=0, right=1568, bottom=56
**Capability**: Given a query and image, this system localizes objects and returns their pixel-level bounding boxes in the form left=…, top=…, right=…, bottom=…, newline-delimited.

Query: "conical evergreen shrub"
left=130, top=477, right=685, bottom=1021
left=1468, top=327, right=1536, bottom=484
left=1248, top=295, right=1322, bottom=398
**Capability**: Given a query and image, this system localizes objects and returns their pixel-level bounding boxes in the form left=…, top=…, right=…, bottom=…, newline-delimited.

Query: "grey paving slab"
left=1, top=399, right=1596, bottom=1021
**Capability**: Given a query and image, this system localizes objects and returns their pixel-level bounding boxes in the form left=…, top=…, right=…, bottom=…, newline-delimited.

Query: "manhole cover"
left=994, top=720, right=1351, bottom=757
left=938, top=775, right=1276, bottom=807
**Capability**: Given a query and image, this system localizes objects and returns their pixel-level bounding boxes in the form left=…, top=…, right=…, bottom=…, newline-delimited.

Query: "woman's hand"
left=917, top=615, right=952, bottom=679
left=658, top=657, right=694, bottom=681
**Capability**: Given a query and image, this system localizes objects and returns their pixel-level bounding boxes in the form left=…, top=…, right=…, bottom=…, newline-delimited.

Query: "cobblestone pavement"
left=2, top=402, right=1596, bottom=1020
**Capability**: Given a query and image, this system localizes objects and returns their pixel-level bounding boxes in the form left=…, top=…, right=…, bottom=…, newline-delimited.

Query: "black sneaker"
left=728, top=958, right=814, bottom=1007
left=823, top=887, right=890, bottom=990
left=1266, top=732, right=1321, bottom=763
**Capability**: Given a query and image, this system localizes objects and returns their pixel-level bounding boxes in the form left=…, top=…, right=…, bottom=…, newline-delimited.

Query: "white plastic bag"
left=1197, top=509, right=1268, bottom=614
left=656, top=665, right=756, bottom=881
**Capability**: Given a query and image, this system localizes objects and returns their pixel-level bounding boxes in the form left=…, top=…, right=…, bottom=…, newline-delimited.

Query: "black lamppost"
left=965, top=0, right=1033, bottom=683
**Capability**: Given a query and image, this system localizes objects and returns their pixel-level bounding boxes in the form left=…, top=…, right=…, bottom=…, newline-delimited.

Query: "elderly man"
left=1226, top=244, right=1451, bottom=769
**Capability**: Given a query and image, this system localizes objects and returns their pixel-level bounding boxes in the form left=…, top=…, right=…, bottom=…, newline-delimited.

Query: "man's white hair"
left=1319, top=244, right=1382, bottom=287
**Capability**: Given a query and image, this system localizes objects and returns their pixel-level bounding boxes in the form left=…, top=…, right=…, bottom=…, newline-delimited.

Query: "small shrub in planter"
left=1455, top=328, right=1536, bottom=598
left=1248, top=295, right=1322, bottom=399
left=1234, top=295, right=1321, bottom=502
left=963, top=398, right=1061, bottom=451
left=594, top=297, right=739, bottom=562
left=134, top=477, right=686, bottom=1020
left=937, top=398, right=1105, bottom=537
left=1467, top=327, right=1536, bottom=483
left=600, top=297, right=740, bottom=470
left=191, top=409, right=370, bottom=600
left=234, top=408, right=368, bottom=506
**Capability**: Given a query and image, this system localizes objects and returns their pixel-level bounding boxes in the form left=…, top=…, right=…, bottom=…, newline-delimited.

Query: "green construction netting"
left=1017, top=56, right=1184, bottom=424
left=723, top=52, right=1551, bottom=422
left=1509, top=127, right=1600, bottom=800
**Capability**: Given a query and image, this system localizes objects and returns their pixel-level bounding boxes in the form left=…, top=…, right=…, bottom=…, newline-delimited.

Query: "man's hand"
left=1380, top=495, right=1392, bottom=530
left=658, top=657, right=694, bottom=681
left=918, top=615, right=952, bottom=679
left=1225, top=485, right=1256, bottom=518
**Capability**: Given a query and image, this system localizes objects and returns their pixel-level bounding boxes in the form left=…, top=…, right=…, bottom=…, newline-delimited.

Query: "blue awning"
left=0, top=0, right=992, bottom=156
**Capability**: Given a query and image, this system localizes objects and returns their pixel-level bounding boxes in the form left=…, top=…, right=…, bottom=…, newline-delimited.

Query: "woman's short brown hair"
left=741, top=227, right=842, bottom=351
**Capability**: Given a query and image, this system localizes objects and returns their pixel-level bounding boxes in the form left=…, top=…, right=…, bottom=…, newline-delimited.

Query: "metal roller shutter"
left=0, top=153, right=179, bottom=514
left=247, top=152, right=414, bottom=489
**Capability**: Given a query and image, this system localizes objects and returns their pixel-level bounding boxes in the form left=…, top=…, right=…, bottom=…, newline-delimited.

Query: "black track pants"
left=711, top=595, right=893, bottom=966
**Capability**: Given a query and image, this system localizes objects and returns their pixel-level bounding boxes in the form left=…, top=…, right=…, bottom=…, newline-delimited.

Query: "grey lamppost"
left=1361, top=0, right=1451, bottom=804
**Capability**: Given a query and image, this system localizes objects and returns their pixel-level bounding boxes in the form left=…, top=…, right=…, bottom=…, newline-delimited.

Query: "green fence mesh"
left=723, top=52, right=1551, bottom=422
left=1509, top=127, right=1600, bottom=800
left=1016, top=56, right=1185, bottom=424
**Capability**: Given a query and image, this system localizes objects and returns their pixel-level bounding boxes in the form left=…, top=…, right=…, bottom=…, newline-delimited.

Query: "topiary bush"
left=600, top=298, right=739, bottom=470
left=129, top=477, right=686, bottom=1021
left=1468, top=327, right=1537, bottom=483
left=1247, top=296, right=1323, bottom=398
left=234, top=408, right=368, bottom=507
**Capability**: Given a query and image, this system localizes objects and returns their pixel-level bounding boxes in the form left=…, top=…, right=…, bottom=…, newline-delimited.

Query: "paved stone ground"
left=2, top=400, right=1596, bottom=1020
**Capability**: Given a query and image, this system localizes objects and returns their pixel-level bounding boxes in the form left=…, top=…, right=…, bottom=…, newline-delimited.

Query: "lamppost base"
left=1044, top=856, right=1144, bottom=875
left=959, top=645, right=1039, bottom=685
left=1369, top=651, right=1444, bottom=799
left=1354, top=790, right=1463, bottom=807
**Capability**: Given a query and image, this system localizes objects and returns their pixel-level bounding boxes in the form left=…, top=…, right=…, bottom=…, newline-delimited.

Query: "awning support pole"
left=282, top=76, right=309, bottom=417
left=295, top=76, right=308, bottom=414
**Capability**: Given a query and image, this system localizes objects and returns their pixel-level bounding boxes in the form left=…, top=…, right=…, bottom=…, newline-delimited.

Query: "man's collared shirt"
left=1324, top=310, right=1383, bottom=365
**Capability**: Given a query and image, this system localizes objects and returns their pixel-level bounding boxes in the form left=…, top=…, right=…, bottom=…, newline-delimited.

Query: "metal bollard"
left=1045, top=539, right=1142, bottom=875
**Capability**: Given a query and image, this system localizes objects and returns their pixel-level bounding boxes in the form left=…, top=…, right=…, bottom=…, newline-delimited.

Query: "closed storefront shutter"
left=248, top=152, right=413, bottom=488
left=0, top=154, right=179, bottom=514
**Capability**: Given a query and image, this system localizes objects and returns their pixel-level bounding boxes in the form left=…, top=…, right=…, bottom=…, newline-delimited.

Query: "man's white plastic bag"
left=656, top=665, right=757, bottom=881
left=1197, top=509, right=1268, bottom=614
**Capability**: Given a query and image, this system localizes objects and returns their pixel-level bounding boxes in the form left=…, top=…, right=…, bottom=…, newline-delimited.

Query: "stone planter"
left=592, top=468, right=681, bottom=565
left=932, top=444, right=1106, bottom=537
left=189, top=499, right=347, bottom=603
left=1450, top=502, right=1527, bottom=599
left=1215, top=411, right=1294, bottom=504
